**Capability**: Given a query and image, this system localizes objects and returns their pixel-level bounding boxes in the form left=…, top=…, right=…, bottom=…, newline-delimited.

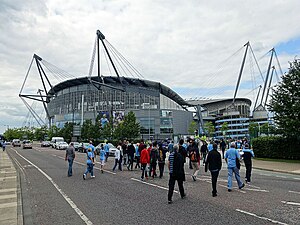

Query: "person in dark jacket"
left=127, top=141, right=135, bottom=171
left=149, top=141, right=159, bottom=178
left=205, top=143, right=222, bottom=197
left=178, top=139, right=187, bottom=163
left=200, top=140, right=208, bottom=165
left=168, top=144, right=186, bottom=204
left=242, top=143, right=254, bottom=183
left=220, top=139, right=226, bottom=159
left=158, top=143, right=166, bottom=178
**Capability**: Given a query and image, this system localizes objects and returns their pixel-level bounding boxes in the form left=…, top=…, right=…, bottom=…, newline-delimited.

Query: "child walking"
left=83, top=148, right=95, bottom=180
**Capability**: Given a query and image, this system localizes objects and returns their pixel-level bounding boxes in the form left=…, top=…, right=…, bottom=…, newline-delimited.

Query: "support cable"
left=20, top=57, right=34, bottom=95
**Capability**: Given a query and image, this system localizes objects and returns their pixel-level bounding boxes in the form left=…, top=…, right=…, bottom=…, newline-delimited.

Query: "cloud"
left=1, top=0, right=300, bottom=133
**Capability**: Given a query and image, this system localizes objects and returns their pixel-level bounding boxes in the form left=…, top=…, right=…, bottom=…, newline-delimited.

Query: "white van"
left=51, top=137, right=64, bottom=148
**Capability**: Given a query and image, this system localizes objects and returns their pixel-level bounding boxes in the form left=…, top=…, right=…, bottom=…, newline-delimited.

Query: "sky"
left=1, top=0, right=300, bottom=134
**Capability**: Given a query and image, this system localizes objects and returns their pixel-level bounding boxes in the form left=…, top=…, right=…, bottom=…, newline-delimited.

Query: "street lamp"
left=257, top=122, right=261, bottom=137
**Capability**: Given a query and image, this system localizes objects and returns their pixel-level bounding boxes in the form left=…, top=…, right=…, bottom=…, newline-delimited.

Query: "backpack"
left=150, top=149, right=158, bottom=162
left=190, top=150, right=197, bottom=162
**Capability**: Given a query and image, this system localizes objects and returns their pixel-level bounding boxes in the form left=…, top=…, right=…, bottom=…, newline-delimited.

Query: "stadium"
left=46, top=76, right=193, bottom=140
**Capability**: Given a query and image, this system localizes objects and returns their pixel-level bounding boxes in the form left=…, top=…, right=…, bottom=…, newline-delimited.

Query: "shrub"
left=252, top=136, right=300, bottom=160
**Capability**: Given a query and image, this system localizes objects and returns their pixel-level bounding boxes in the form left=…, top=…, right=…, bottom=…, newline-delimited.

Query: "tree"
left=48, top=125, right=61, bottom=140
left=269, top=59, right=300, bottom=138
left=60, top=122, right=74, bottom=143
left=248, top=122, right=259, bottom=138
left=34, top=126, right=48, bottom=141
left=204, top=121, right=215, bottom=137
left=220, top=122, right=229, bottom=137
left=188, top=121, right=198, bottom=134
left=81, top=119, right=95, bottom=141
left=114, top=111, right=140, bottom=140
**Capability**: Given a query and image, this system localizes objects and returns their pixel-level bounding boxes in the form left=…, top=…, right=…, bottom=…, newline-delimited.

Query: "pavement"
left=0, top=147, right=299, bottom=225
left=0, top=149, right=22, bottom=225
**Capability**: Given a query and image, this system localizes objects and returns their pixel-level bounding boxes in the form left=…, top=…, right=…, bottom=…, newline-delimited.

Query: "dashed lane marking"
left=131, top=178, right=178, bottom=193
left=0, top=188, right=17, bottom=193
left=281, top=201, right=300, bottom=206
left=0, top=194, right=17, bottom=200
left=14, top=150, right=93, bottom=225
left=236, top=209, right=288, bottom=225
left=243, top=188, right=269, bottom=192
left=293, top=177, right=300, bottom=180
left=289, top=190, right=300, bottom=195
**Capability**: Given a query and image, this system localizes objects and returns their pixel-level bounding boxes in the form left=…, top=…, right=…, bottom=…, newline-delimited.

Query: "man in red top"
left=140, top=147, right=150, bottom=181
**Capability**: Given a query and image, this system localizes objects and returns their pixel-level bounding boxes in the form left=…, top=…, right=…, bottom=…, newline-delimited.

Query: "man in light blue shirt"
left=104, top=141, right=110, bottom=162
left=225, top=142, right=245, bottom=192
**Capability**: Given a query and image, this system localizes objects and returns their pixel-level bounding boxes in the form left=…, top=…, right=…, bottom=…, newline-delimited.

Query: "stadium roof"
left=187, top=98, right=252, bottom=106
left=48, top=76, right=190, bottom=107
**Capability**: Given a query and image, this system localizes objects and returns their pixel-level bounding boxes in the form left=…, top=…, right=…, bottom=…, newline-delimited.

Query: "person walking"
left=158, top=143, right=166, bottom=178
left=135, top=143, right=141, bottom=169
left=99, top=144, right=106, bottom=173
left=83, top=148, right=95, bottom=179
left=220, top=139, right=226, bottom=159
left=242, top=143, right=254, bottom=183
left=127, top=141, right=135, bottom=171
left=140, top=146, right=149, bottom=181
left=200, top=140, right=208, bottom=165
left=2, top=141, right=6, bottom=151
left=178, top=139, right=187, bottom=164
left=189, top=139, right=200, bottom=181
left=65, top=142, right=76, bottom=177
left=168, top=144, right=186, bottom=204
left=112, top=143, right=122, bottom=171
left=88, top=141, right=95, bottom=164
left=104, top=141, right=110, bottom=162
left=149, top=141, right=159, bottom=178
left=225, top=142, right=245, bottom=192
left=122, top=140, right=128, bottom=166
left=205, top=143, right=222, bottom=197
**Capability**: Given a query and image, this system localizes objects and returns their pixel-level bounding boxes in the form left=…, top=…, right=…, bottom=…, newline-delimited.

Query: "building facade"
left=47, top=76, right=193, bottom=140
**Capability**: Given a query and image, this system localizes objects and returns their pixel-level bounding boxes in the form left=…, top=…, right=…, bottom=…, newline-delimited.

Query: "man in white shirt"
left=112, top=144, right=122, bottom=171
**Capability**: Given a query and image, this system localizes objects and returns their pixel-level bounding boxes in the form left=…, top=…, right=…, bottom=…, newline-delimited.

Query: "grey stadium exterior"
left=47, top=76, right=193, bottom=140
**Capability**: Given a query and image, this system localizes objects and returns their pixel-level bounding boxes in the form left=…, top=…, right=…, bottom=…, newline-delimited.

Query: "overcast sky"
left=1, top=0, right=300, bottom=133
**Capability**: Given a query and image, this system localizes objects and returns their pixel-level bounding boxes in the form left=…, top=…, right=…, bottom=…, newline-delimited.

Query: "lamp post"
left=257, top=122, right=261, bottom=137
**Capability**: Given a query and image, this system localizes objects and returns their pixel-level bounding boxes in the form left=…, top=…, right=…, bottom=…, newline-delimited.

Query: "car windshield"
left=24, top=140, right=31, bottom=143
left=61, top=142, right=67, bottom=145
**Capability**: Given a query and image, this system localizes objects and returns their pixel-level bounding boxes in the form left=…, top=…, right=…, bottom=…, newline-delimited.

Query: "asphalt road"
left=6, top=144, right=300, bottom=225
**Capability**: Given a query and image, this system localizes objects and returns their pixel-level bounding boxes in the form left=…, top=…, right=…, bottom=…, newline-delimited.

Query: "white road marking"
left=236, top=209, right=288, bottom=225
left=218, top=184, right=246, bottom=193
left=246, top=184, right=261, bottom=189
left=276, top=175, right=287, bottom=178
left=0, top=202, right=17, bottom=209
left=0, top=176, right=16, bottom=181
left=244, top=188, right=269, bottom=193
left=289, top=190, right=300, bottom=195
left=281, top=201, right=300, bottom=206
left=293, top=177, right=300, bottom=180
left=14, top=150, right=93, bottom=225
left=131, top=178, right=178, bottom=193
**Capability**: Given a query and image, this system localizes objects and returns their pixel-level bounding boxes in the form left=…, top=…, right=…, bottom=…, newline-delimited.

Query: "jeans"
left=113, top=159, right=121, bottom=171
left=141, top=163, right=148, bottom=179
left=68, top=158, right=74, bottom=176
left=211, top=170, right=219, bottom=195
left=227, top=167, right=243, bottom=189
left=105, top=152, right=109, bottom=162
left=84, top=163, right=94, bottom=176
left=245, top=163, right=252, bottom=182
left=168, top=176, right=185, bottom=201
left=127, top=155, right=134, bottom=170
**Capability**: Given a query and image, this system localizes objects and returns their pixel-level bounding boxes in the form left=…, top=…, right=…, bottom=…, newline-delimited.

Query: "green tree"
left=269, top=59, right=300, bottom=138
left=188, top=121, right=198, bottom=134
left=114, top=111, right=140, bottom=140
left=260, top=123, right=269, bottom=135
left=248, top=122, right=259, bottom=138
left=48, top=125, right=62, bottom=140
left=220, top=122, right=229, bottom=137
left=34, top=126, right=48, bottom=141
left=81, top=119, right=95, bottom=141
left=204, top=121, right=215, bottom=137
left=60, top=122, right=74, bottom=143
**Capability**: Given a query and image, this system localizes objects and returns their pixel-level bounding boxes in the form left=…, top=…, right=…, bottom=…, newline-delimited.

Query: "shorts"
left=100, top=159, right=105, bottom=166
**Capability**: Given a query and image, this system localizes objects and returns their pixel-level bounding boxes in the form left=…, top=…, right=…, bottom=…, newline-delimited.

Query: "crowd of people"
left=65, top=137, right=254, bottom=203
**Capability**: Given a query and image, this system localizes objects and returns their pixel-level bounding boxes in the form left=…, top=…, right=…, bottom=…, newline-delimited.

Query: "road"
left=6, top=144, right=300, bottom=225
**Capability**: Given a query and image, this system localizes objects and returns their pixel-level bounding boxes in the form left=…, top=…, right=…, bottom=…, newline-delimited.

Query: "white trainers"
left=83, top=174, right=86, bottom=180
left=91, top=175, right=95, bottom=178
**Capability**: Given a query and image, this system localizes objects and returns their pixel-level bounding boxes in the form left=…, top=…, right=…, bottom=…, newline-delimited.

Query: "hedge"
left=252, top=136, right=300, bottom=160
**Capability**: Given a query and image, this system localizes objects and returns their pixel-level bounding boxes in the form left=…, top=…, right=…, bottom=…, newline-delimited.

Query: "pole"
left=81, top=95, right=84, bottom=126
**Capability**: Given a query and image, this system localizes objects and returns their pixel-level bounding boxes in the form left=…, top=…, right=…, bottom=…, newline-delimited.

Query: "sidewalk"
left=252, top=159, right=300, bottom=175
left=0, top=149, right=21, bottom=225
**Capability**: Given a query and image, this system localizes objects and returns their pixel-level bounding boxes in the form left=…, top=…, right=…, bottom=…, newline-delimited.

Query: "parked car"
left=56, top=141, right=69, bottom=150
left=12, top=139, right=21, bottom=147
left=22, top=140, right=32, bottom=149
left=41, top=141, right=51, bottom=147
left=95, top=143, right=118, bottom=156
left=78, top=143, right=90, bottom=153
left=73, top=142, right=80, bottom=151
left=4, top=141, right=11, bottom=145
